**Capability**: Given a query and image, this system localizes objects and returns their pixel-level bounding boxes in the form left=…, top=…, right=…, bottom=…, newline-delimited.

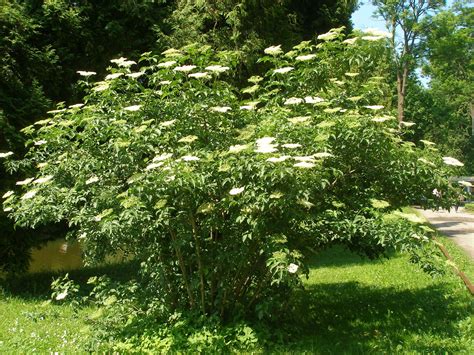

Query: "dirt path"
left=416, top=207, right=474, bottom=259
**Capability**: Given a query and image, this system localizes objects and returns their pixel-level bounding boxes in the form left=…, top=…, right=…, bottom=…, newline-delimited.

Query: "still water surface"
left=28, top=239, right=83, bottom=273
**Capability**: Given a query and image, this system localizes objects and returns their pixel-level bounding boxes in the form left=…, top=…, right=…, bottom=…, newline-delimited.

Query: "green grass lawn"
left=1, top=246, right=472, bottom=353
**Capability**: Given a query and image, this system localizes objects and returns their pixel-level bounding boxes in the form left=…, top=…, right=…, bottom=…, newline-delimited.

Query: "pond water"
left=28, top=239, right=83, bottom=273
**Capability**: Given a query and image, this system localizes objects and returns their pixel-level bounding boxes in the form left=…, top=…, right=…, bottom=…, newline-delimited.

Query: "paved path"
left=416, top=207, right=474, bottom=259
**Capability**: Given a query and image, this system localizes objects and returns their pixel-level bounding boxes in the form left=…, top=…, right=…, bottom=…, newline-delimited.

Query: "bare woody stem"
left=169, top=228, right=195, bottom=309
left=189, top=214, right=206, bottom=314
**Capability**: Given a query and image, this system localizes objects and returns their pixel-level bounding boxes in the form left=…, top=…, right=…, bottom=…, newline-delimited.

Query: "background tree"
left=371, top=0, right=445, bottom=123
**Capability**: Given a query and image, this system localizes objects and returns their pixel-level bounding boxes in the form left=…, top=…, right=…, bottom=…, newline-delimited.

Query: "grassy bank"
left=1, top=247, right=472, bottom=353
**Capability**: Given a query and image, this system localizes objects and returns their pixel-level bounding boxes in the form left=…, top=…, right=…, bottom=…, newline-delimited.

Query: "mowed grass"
left=0, top=247, right=472, bottom=353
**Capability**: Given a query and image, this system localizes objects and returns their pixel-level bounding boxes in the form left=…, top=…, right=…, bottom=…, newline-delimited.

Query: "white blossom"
left=288, top=263, right=299, bottom=273
left=294, top=161, right=315, bottom=168
left=34, top=175, right=53, bottom=184
left=181, top=155, right=200, bottom=161
left=123, top=105, right=142, bottom=112
left=229, top=144, right=249, bottom=153
left=2, top=191, right=14, bottom=199
left=371, top=117, right=391, bottom=123
left=159, top=80, right=172, bottom=85
left=3, top=207, right=12, bottom=212
left=188, top=72, right=209, bottom=79
left=313, top=152, right=333, bottom=159
left=21, top=190, right=38, bottom=200
left=296, top=54, right=316, bottom=61
left=162, top=48, right=182, bottom=56
left=34, top=140, right=47, bottom=146
left=69, top=103, right=84, bottom=109
left=126, top=72, right=145, bottom=78
left=173, top=65, right=197, bottom=72
left=304, top=96, right=324, bottom=104
left=47, top=109, right=66, bottom=114
left=364, top=105, right=384, bottom=110
left=264, top=45, right=283, bottom=55
left=240, top=105, right=255, bottom=111
left=77, top=71, right=96, bottom=77
left=145, top=162, right=164, bottom=171
left=37, top=162, right=48, bottom=168
left=294, top=156, right=315, bottom=162
left=157, top=61, right=177, bottom=68
left=400, top=121, right=416, bottom=127
left=345, top=72, right=359, bottom=77
left=93, top=82, right=109, bottom=92
left=274, top=67, right=294, bottom=74
left=16, top=178, right=34, bottom=186
left=255, top=145, right=278, bottom=154
left=160, top=119, right=176, bottom=127
left=211, top=106, right=232, bottom=113
left=105, top=73, right=124, bottom=80
left=284, top=97, right=304, bottom=105
left=205, top=65, right=230, bottom=73
left=282, top=143, right=301, bottom=149
left=420, top=140, right=435, bottom=146
left=442, top=157, right=464, bottom=167
left=266, top=156, right=290, bottom=163
left=178, top=135, right=198, bottom=143
left=153, top=153, right=173, bottom=162
left=317, top=31, right=338, bottom=41
left=86, top=176, right=100, bottom=185
left=297, top=199, right=314, bottom=208
left=343, top=38, right=358, bottom=45
left=256, top=137, right=276, bottom=145
left=229, top=187, right=245, bottom=195
left=0, top=152, right=13, bottom=158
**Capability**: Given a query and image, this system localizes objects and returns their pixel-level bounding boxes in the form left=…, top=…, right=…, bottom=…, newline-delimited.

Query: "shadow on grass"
left=306, top=246, right=395, bottom=269
left=0, top=261, right=139, bottom=300
left=273, top=281, right=471, bottom=353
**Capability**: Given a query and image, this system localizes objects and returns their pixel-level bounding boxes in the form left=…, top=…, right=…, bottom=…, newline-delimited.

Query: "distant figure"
left=455, top=195, right=465, bottom=212
left=59, top=243, right=68, bottom=254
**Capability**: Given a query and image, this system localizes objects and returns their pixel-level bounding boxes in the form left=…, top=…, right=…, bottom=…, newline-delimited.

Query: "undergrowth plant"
left=1, top=27, right=464, bottom=321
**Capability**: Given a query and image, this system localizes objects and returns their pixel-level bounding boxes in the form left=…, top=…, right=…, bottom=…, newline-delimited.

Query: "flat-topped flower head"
left=181, top=155, right=200, bottom=161
left=288, top=263, right=299, bottom=273
left=105, top=73, right=124, bottom=80
left=313, top=152, right=333, bottom=159
left=266, top=156, right=290, bottom=163
left=162, top=48, right=182, bottom=57
left=158, top=60, right=177, bottom=68
left=420, top=140, right=435, bottom=146
left=400, top=121, right=416, bottom=127
left=123, top=105, right=142, bottom=112
left=229, top=187, right=245, bottom=195
left=47, top=109, right=66, bottom=114
left=284, top=97, right=304, bottom=105
left=86, top=176, right=100, bottom=185
left=256, top=137, right=276, bottom=146
left=21, top=190, right=38, bottom=200
left=16, top=177, right=34, bottom=186
left=317, top=31, right=338, bottom=41
left=126, top=72, right=145, bottom=79
left=93, top=82, right=109, bottom=92
left=442, top=157, right=464, bottom=167
left=229, top=144, right=249, bottom=153
left=160, top=120, right=176, bottom=127
left=345, top=72, right=359, bottom=77
left=205, top=65, right=230, bottom=73
left=294, top=161, right=315, bottom=168
left=371, top=117, right=391, bottom=123
left=282, top=143, right=301, bottom=149
left=0, top=151, right=13, bottom=158
left=77, top=71, right=96, bottom=77
left=264, top=45, right=283, bottom=56
left=34, top=140, right=47, bottom=146
left=2, top=191, right=14, bottom=199
left=153, top=153, right=173, bottom=162
left=296, top=54, right=316, bottom=61
left=69, top=103, right=84, bottom=109
left=274, top=67, right=294, bottom=74
left=211, top=106, right=232, bottom=113
left=343, top=37, right=358, bottom=45
left=364, top=105, right=384, bottom=110
left=34, top=175, right=53, bottom=184
left=145, top=162, right=164, bottom=171
left=304, top=96, right=324, bottom=104
left=178, top=135, right=198, bottom=143
left=173, top=65, right=197, bottom=72
left=188, top=72, right=209, bottom=79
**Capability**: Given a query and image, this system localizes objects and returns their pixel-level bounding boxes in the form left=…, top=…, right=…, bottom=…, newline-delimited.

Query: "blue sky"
left=352, top=0, right=456, bottom=30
